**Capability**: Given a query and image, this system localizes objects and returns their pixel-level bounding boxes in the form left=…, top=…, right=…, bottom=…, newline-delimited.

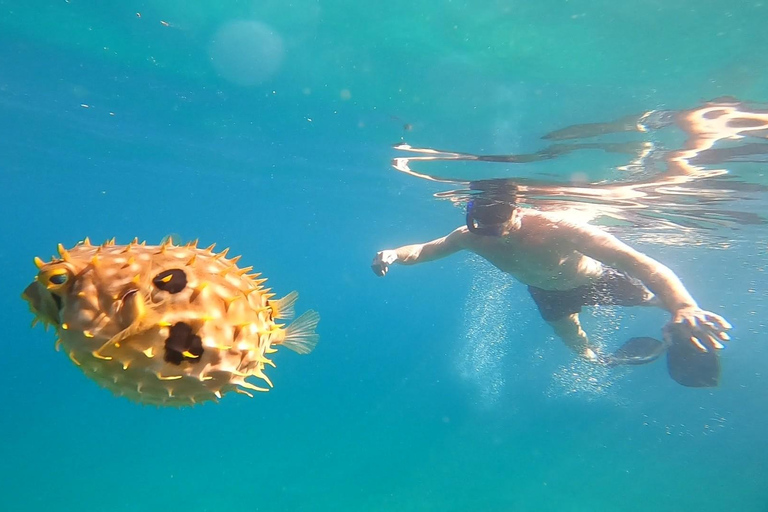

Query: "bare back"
left=461, top=210, right=604, bottom=290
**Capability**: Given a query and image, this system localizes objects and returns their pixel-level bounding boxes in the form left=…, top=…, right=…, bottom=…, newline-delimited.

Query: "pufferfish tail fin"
left=271, top=291, right=298, bottom=320
left=282, top=310, right=320, bottom=355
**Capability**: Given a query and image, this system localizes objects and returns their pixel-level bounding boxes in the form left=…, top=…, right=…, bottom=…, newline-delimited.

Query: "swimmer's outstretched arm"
left=371, top=227, right=468, bottom=277
left=554, top=221, right=732, bottom=351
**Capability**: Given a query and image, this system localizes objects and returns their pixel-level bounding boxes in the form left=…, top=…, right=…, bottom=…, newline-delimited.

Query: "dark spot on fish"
left=164, top=322, right=204, bottom=365
left=152, top=269, right=187, bottom=294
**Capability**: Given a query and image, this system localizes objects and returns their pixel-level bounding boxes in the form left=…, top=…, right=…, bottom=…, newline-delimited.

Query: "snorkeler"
left=371, top=185, right=732, bottom=387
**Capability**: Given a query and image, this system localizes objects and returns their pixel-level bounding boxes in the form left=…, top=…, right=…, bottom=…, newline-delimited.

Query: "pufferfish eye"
left=49, top=274, right=68, bottom=285
left=38, top=266, right=74, bottom=293
left=152, top=268, right=187, bottom=294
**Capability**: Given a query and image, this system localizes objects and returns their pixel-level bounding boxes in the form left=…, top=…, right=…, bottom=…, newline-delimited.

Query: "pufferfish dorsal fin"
left=281, top=310, right=320, bottom=355
left=160, top=233, right=183, bottom=247
left=270, top=290, right=298, bottom=320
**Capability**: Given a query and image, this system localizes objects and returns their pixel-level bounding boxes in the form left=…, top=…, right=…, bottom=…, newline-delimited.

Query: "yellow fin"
left=270, top=291, right=298, bottom=320
left=281, top=310, right=320, bottom=355
left=95, top=294, right=154, bottom=357
left=160, top=233, right=182, bottom=246
left=116, top=289, right=145, bottom=329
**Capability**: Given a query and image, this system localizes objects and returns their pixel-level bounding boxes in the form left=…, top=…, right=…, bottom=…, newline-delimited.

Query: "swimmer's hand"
left=371, top=250, right=398, bottom=277
left=665, top=306, right=732, bottom=352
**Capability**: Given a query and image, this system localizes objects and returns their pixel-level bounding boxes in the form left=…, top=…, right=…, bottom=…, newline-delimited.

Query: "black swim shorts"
left=527, top=267, right=653, bottom=322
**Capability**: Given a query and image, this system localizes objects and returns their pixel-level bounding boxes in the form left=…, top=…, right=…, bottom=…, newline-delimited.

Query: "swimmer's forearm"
left=392, top=231, right=464, bottom=265
left=627, top=256, right=698, bottom=312
left=647, top=271, right=698, bottom=311
left=392, top=244, right=428, bottom=264
left=393, top=243, right=445, bottom=265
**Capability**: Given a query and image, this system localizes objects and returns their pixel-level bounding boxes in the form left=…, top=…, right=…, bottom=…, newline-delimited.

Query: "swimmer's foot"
left=600, top=337, right=667, bottom=367
left=598, top=331, right=721, bottom=387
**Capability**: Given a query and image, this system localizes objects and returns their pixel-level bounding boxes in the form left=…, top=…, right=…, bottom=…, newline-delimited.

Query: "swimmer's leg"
left=578, top=281, right=667, bottom=367
left=547, top=313, right=600, bottom=361
left=548, top=313, right=667, bottom=367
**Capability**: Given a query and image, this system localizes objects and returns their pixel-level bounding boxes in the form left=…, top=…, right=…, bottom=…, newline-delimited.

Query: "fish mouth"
left=50, top=293, right=63, bottom=311
left=22, top=281, right=62, bottom=326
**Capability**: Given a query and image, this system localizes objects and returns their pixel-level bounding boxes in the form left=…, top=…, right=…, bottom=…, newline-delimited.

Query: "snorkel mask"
left=466, top=199, right=511, bottom=237
left=465, top=180, right=519, bottom=236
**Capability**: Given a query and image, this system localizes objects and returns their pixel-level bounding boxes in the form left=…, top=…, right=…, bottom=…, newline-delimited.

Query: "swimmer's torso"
left=463, top=211, right=604, bottom=290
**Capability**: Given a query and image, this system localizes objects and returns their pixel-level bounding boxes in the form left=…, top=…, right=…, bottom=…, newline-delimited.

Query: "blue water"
left=2, top=1, right=767, bottom=511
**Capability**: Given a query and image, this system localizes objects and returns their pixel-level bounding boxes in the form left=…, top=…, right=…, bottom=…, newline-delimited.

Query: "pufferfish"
left=21, top=238, right=319, bottom=407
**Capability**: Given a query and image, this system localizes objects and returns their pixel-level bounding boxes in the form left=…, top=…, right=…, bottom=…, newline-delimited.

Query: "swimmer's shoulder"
left=520, top=208, right=585, bottom=228
left=517, top=208, right=559, bottom=230
left=517, top=209, right=590, bottom=244
left=451, top=225, right=491, bottom=252
left=449, top=225, right=472, bottom=244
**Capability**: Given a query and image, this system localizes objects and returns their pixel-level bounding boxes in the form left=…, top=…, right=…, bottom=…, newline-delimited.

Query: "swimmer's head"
left=466, top=190, right=517, bottom=236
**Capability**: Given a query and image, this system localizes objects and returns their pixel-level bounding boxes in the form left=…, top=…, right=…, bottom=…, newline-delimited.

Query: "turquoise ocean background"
left=1, top=1, right=767, bottom=511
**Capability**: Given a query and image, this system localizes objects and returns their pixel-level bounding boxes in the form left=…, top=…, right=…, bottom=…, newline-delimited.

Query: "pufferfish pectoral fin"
left=94, top=290, right=156, bottom=358
left=116, top=288, right=146, bottom=330
left=280, top=310, right=320, bottom=355
left=271, top=290, right=298, bottom=320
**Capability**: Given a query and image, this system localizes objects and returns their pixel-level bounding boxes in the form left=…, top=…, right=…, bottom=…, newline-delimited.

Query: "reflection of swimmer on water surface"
left=372, top=181, right=732, bottom=388
left=543, top=96, right=768, bottom=154
left=540, top=97, right=768, bottom=177
left=391, top=96, right=768, bottom=234
left=405, top=97, right=768, bottom=169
